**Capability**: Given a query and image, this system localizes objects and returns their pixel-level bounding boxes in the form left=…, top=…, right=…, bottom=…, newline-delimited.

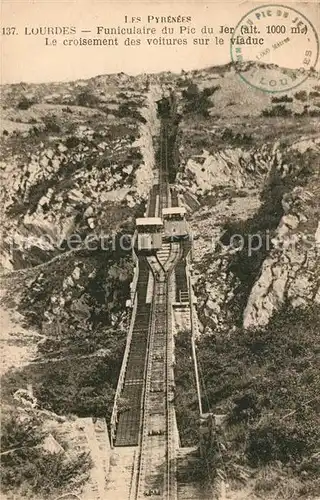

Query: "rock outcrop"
left=185, top=134, right=319, bottom=332
left=0, top=81, right=163, bottom=272
left=243, top=186, right=320, bottom=328
left=180, top=145, right=277, bottom=194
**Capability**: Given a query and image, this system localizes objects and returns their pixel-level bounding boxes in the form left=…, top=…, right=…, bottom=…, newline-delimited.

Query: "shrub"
left=76, top=90, right=100, bottom=107
left=43, top=115, right=61, bottom=133
left=196, top=304, right=320, bottom=474
left=65, top=136, right=80, bottom=148
left=3, top=326, right=127, bottom=420
left=229, top=391, right=262, bottom=423
left=262, top=105, right=292, bottom=117
left=116, top=102, right=146, bottom=122
left=1, top=411, right=45, bottom=452
left=174, top=330, right=199, bottom=446
left=271, top=95, right=293, bottom=103
left=247, top=412, right=320, bottom=466
left=16, top=97, right=34, bottom=110
left=294, top=90, right=308, bottom=102
left=1, top=448, right=91, bottom=495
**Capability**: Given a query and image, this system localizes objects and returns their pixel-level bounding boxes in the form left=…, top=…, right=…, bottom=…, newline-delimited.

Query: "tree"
left=1, top=410, right=45, bottom=453
left=182, top=82, right=219, bottom=117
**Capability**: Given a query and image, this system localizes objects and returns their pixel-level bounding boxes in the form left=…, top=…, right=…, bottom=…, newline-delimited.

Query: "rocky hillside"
left=0, top=74, right=162, bottom=499
left=172, top=63, right=320, bottom=333
left=0, top=75, right=162, bottom=271
left=169, top=64, right=320, bottom=500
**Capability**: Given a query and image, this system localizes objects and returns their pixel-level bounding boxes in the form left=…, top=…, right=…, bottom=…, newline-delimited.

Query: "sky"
left=1, top=0, right=319, bottom=84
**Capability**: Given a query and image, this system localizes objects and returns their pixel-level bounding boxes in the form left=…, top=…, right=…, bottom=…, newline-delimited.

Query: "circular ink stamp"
left=230, top=4, right=319, bottom=92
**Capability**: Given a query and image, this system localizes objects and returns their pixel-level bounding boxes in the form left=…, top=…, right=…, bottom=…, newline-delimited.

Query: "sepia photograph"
left=0, top=1, right=319, bottom=499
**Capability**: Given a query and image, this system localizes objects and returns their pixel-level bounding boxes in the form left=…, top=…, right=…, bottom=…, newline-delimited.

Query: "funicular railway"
left=111, top=92, right=191, bottom=499
left=115, top=256, right=151, bottom=446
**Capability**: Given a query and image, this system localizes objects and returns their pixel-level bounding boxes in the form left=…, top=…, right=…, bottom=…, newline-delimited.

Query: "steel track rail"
left=130, top=243, right=180, bottom=500
left=133, top=262, right=165, bottom=499
left=164, top=244, right=181, bottom=500
left=129, top=252, right=157, bottom=499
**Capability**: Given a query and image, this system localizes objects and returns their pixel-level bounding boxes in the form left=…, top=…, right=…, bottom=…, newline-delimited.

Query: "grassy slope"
left=175, top=307, right=320, bottom=499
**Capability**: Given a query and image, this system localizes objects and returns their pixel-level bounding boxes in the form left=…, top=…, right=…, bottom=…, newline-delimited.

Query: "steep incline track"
left=112, top=92, right=184, bottom=499
left=115, top=256, right=151, bottom=446
left=132, top=243, right=180, bottom=500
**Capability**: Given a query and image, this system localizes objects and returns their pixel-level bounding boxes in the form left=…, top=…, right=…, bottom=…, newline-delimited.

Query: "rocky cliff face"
left=0, top=76, right=165, bottom=500
left=244, top=182, right=320, bottom=328
left=174, top=67, right=320, bottom=333
left=2, top=65, right=319, bottom=356
left=187, top=138, right=319, bottom=333
left=0, top=77, right=161, bottom=272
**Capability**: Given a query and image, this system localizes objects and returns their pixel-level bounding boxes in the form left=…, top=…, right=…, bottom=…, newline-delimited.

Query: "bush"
left=271, top=95, right=293, bottom=103
left=76, top=90, right=100, bottom=107
left=262, top=105, right=292, bottom=117
left=309, top=108, right=320, bottom=117
left=294, top=90, right=308, bottom=102
left=221, top=128, right=253, bottom=146
left=3, top=326, right=127, bottom=420
left=43, top=115, right=61, bottom=133
left=116, top=102, right=146, bottom=122
left=196, top=305, right=320, bottom=477
left=17, top=97, right=34, bottom=110
left=247, top=411, right=320, bottom=466
left=34, top=362, right=117, bottom=418
left=174, top=330, right=199, bottom=446
left=0, top=410, right=92, bottom=495
left=229, top=391, right=262, bottom=423
left=65, top=136, right=80, bottom=148
left=1, top=411, right=45, bottom=451
left=1, top=448, right=91, bottom=495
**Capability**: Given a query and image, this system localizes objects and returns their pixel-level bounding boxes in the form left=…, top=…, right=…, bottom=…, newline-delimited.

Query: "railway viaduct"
left=104, top=94, right=219, bottom=500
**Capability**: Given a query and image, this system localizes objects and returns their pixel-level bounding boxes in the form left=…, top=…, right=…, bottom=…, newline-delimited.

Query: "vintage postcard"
left=1, top=1, right=319, bottom=499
